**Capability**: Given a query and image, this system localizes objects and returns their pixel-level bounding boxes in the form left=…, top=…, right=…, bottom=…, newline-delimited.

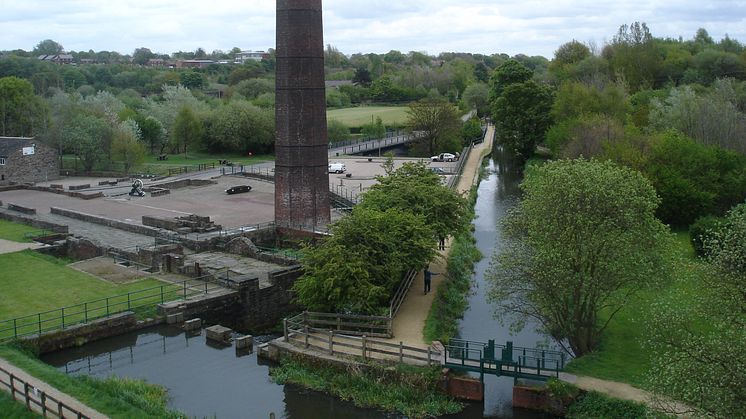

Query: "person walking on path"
left=424, top=267, right=439, bottom=294
left=438, top=236, right=446, bottom=251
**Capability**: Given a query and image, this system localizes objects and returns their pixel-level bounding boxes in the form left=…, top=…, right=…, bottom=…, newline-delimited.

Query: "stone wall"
left=156, top=179, right=217, bottom=189
left=23, top=312, right=163, bottom=354
left=51, top=207, right=161, bottom=237
left=233, top=266, right=303, bottom=331
left=0, top=210, right=69, bottom=233
left=0, top=141, right=60, bottom=184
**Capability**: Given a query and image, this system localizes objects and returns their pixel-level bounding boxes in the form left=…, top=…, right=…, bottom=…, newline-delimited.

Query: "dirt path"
left=0, top=357, right=108, bottom=419
left=390, top=125, right=496, bottom=347
left=0, top=239, right=45, bottom=255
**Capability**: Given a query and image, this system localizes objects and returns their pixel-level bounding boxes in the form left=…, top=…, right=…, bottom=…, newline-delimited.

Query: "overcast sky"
left=2, top=0, right=745, bottom=58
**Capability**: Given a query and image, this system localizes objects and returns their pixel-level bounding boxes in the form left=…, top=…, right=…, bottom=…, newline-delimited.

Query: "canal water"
left=40, top=147, right=555, bottom=418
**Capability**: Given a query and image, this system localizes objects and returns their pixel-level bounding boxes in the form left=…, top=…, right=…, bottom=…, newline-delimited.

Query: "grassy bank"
left=327, top=106, right=409, bottom=128
left=271, top=356, right=461, bottom=418
left=0, top=220, right=46, bottom=243
left=0, top=344, right=181, bottom=418
left=423, top=185, right=482, bottom=344
left=0, top=389, right=40, bottom=418
left=564, top=231, right=711, bottom=388
left=0, top=251, right=164, bottom=321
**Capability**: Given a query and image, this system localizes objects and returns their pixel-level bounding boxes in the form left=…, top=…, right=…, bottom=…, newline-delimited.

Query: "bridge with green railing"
left=443, top=339, right=566, bottom=382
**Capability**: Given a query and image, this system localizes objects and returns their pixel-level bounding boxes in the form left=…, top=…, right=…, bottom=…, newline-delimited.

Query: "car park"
left=225, top=185, right=252, bottom=194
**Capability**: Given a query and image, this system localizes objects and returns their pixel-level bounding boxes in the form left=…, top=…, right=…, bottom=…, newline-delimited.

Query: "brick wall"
left=0, top=142, right=59, bottom=184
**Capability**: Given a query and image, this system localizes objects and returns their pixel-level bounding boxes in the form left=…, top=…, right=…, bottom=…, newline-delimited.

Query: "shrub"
left=566, top=391, right=649, bottom=419
left=689, top=215, right=724, bottom=257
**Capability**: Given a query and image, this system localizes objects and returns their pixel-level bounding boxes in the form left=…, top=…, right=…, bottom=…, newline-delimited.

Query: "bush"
left=566, top=391, right=650, bottom=419
left=689, top=215, right=724, bottom=257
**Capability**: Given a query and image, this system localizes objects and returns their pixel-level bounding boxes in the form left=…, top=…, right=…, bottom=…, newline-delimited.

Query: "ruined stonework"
left=274, top=0, right=331, bottom=231
left=0, top=137, right=60, bottom=184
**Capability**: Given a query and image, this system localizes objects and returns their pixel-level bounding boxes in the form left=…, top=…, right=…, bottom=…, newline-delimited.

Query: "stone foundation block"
left=206, top=325, right=232, bottom=344
left=236, top=335, right=254, bottom=350
left=184, top=318, right=202, bottom=332
left=167, top=312, right=184, bottom=325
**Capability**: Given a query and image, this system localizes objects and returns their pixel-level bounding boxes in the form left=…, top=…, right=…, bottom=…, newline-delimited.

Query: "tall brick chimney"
left=275, top=0, right=330, bottom=232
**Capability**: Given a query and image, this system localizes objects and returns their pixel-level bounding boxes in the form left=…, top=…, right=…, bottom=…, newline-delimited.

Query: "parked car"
left=430, top=167, right=447, bottom=175
left=431, top=153, right=458, bottom=162
left=225, top=185, right=252, bottom=194
left=328, top=162, right=346, bottom=173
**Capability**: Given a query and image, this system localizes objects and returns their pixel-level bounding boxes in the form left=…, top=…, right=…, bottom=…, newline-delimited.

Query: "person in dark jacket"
left=424, top=268, right=439, bottom=294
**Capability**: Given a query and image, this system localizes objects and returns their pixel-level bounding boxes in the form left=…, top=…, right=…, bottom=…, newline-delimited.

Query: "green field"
left=0, top=251, right=167, bottom=323
left=564, top=231, right=709, bottom=388
left=62, top=152, right=273, bottom=175
left=327, top=106, right=409, bottom=128
left=0, top=220, right=45, bottom=243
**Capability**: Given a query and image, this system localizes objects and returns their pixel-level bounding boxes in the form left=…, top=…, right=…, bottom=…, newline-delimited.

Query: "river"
left=41, top=147, right=555, bottom=418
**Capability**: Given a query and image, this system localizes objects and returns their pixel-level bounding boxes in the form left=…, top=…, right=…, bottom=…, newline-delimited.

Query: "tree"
left=553, top=40, right=591, bottom=66
left=133, top=114, right=164, bottom=154
left=204, top=101, right=274, bottom=154
left=361, top=116, right=386, bottom=139
left=487, top=159, right=669, bottom=356
left=0, top=76, right=48, bottom=137
left=179, top=71, right=205, bottom=89
left=293, top=207, right=436, bottom=314
left=132, top=47, right=154, bottom=66
left=64, top=114, right=112, bottom=172
left=352, top=67, right=372, bottom=87
left=647, top=203, right=746, bottom=417
left=492, top=80, right=553, bottom=159
left=172, top=106, right=203, bottom=156
left=360, top=162, right=469, bottom=240
left=32, top=39, right=63, bottom=56
left=462, top=82, right=490, bottom=117
left=462, top=117, right=483, bottom=146
left=111, top=120, right=146, bottom=173
left=327, top=119, right=350, bottom=143
left=406, top=97, right=462, bottom=156
left=489, top=59, right=532, bottom=101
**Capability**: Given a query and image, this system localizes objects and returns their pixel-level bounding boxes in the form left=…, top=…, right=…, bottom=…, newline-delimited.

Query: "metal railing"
left=0, top=365, right=91, bottom=418
left=0, top=275, right=226, bottom=343
left=388, top=269, right=417, bottom=319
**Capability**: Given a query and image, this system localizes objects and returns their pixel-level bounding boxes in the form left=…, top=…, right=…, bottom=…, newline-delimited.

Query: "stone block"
left=7, top=203, right=36, bottom=215
left=166, top=312, right=184, bottom=325
left=69, top=184, right=90, bottom=191
left=236, top=335, right=254, bottom=350
left=50, top=184, right=63, bottom=189
left=206, top=325, right=233, bottom=343
left=184, top=318, right=202, bottom=332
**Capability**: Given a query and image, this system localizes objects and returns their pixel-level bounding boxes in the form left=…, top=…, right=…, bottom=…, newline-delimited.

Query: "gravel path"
left=0, top=239, right=45, bottom=255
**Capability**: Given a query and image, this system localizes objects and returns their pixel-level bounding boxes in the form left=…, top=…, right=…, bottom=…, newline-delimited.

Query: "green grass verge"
left=0, top=220, right=46, bottom=243
left=564, top=231, right=711, bottom=388
left=327, top=106, right=409, bottom=128
left=0, top=251, right=169, bottom=336
left=271, top=357, right=461, bottom=418
left=423, top=186, right=481, bottom=344
left=0, top=344, right=181, bottom=418
left=62, top=152, right=273, bottom=176
left=0, top=389, right=41, bottom=418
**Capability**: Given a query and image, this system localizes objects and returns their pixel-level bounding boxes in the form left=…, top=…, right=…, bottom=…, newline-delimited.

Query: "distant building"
left=146, top=58, right=166, bottom=67
left=234, top=50, right=269, bottom=64
left=0, top=137, right=59, bottom=184
left=37, top=54, right=74, bottom=64
left=176, top=59, right=215, bottom=69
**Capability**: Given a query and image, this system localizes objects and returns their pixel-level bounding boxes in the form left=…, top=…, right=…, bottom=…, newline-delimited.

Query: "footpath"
left=0, top=357, right=108, bottom=418
left=390, top=125, right=496, bottom=346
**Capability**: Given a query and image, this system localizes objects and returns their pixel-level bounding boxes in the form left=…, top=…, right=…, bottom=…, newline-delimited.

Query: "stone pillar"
left=275, top=0, right=331, bottom=232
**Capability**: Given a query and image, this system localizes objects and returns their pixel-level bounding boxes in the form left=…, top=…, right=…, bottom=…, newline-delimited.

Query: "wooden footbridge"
left=280, top=312, right=566, bottom=382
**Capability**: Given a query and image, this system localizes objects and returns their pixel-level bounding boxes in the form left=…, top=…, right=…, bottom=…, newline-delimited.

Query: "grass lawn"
left=62, top=152, right=274, bottom=175
left=0, top=220, right=46, bottom=243
left=564, top=231, right=710, bottom=388
left=0, top=251, right=169, bottom=332
left=0, top=390, right=40, bottom=418
left=327, top=106, right=409, bottom=128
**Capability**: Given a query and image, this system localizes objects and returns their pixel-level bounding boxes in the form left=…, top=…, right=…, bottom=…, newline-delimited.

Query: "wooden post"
left=9, top=374, right=15, bottom=398
left=40, top=391, right=47, bottom=415
left=328, top=330, right=334, bottom=354
left=24, top=382, right=30, bottom=409
left=336, top=317, right=341, bottom=331
left=399, top=342, right=403, bottom=363
left=283, top=319, right=288, bottom=342
left=428, top=346, right=432, bottom=365
left=362, top=335, right=367, bottom=360
left=304, top=326, right=309, bottom=348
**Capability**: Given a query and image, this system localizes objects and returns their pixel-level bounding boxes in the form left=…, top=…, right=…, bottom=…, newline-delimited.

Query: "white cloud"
left=1, top=0, right=745, bottom=57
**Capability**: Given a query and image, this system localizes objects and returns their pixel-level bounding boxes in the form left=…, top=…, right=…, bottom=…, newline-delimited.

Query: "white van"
left=328, top=162, right=346, bottom=174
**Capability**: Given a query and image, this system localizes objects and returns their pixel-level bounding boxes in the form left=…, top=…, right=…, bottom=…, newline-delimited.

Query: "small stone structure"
left=236, top=335, right=254, bottom=350
left=142, top=214, right=222, bottom=234
left=6, top=202, right=36, bottom=215
left=206, top=325, right=233, bottom=344
left=184, top=318, right=202, bottom=332
left=0, top=137, right=60, bottom=185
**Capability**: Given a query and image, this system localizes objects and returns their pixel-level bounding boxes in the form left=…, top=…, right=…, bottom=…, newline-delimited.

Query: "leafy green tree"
left=462, top=117, right=483, bottom=146
left=605, top=22, right=660, bottom=92
left=133, top=114, right=164, bottom=154
left=172, top=106, right=203, bottom=156
left=179, top=71, right=205, bottom=89
left=327, top=119, right=350, bottom=143
left=293, top=208, right=436, bottom=314
left=132, top=47, right=155, bottom=66
left=462, top=82, right=490, bottom=117
left=204, top=101, right=273, bottom=154
left=361, top=116, right=386, bottom=139
left=360, top=162, right=469, bottom=240
left=64, top=114, right=112, bottom=172
left=406, top=97, right=462, bottom=156
left=647, top=203, right=746, bottom=417
left=487, top=159, right=669, bottom=356
left=552, top=40, right=591, bottom=67
left=489, top=59, right=532, bottom=101
left=230, top=78, right=274, bottom=99
left=492, top=80, right=553, bottom=159
left=0, top=76, right=48, bottom=137
left=111, top=120, right=146, bottom=173
left=32, top=39, right=63, bottom=56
